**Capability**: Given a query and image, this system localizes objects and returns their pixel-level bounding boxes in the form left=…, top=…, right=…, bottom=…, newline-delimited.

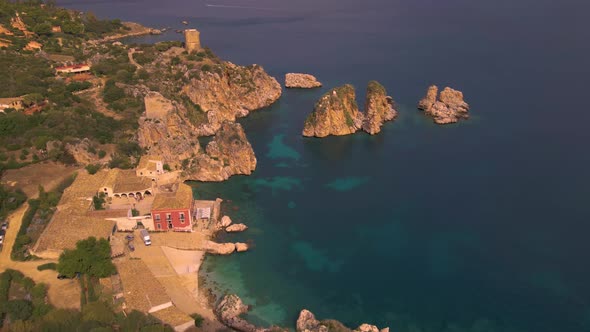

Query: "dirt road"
left=0, top=203, right=80, bottom=310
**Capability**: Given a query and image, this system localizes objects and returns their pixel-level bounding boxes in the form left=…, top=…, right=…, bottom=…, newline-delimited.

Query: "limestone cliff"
left=362, top=81, right=398, bottom=135
left=183, top=121, right=257, bottom=182
left=183, top=62, right=282, bottom=136
left=418, top=85, right=470, bottom=124
left=302, top=85, right=363, bottom=137
left=297, top=310, right=389, bottom=332
left=137, top=92, right=201, bottom=167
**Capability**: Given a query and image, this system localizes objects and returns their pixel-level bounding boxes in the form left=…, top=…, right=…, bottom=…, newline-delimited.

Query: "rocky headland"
left=302, top=82, right=398, bottom=137
left=362, top=81, right=398, bottom=135
left=417, top=85, right=470, bottom=124
left=182, top=62, right=282, bottom=136
left=285, top=73, right=322, bottom=89
left=185, top=121, right=257, bottom=182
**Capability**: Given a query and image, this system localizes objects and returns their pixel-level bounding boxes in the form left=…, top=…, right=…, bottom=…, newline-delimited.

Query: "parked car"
left=0, top=238, right=3, bottom=245
left=128, top=243, right=135, bottom=251
left=1, top=222, right=8, bottom=231
left=125, top=234, right=134, bottom=241
left=56, top=274, right=68, bottom=280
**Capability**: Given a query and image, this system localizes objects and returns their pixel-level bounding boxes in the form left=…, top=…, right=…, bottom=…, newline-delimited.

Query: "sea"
left=58, top=0, right=590, bottom=331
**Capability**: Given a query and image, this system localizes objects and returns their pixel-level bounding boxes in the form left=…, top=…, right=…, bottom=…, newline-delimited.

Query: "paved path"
left=0, top=203, right=80, bottom=310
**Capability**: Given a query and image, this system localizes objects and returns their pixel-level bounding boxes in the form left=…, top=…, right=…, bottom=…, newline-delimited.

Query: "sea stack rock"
left=226, top=223, right=248, bottom=233
left=285, top=73, right=322, bottom=89
left=362, top=81, right=398, bottom=135
left=215, top=294, right=264, bottom=332
left=418, top=85, right=470, bottom=124
left=186, top=121, right=257, bottom=181
left=302, top=84, right=363, bottom=137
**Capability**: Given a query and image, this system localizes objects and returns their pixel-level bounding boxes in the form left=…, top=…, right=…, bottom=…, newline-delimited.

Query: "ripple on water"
left=325, top=176, right=370, bottom=192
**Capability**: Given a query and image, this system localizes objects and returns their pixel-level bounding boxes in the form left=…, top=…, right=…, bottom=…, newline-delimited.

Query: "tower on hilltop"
left=184, top=29, right=201, bottom=53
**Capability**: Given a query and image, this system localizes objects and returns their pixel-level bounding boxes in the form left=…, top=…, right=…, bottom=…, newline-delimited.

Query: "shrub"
left=37, top=262, right=57, bottom=271
left=98, top=150, right=107, bottom=159
left=85, top=164, right=101, bottom=175
left=191, top=313, right=204, bottom=327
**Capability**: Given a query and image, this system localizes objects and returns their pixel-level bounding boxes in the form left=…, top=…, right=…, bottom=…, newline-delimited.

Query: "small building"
left=184, top=29, right=201, bottom=53
left=0, top=97, right=24, bottom=113
left=100, top=169, right=154, bottom=199
left=55, top=63, right=91, bottom=75
left=136, top=155, right=164, bottom=180
left=151, top=184, right=194, bottom=231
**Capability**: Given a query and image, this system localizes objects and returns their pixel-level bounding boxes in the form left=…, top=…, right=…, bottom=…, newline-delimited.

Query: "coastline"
left=98, top=21, right=155, bottom=42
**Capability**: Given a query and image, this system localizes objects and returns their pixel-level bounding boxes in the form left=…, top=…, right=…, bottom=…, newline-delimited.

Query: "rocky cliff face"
left=296, top=310, right=389, bottom=332
left=418, top=85, right=470, bottom=124
left=137, top=92, right=201, bottom=166
left=302, top=85, right=363, bottom=137
left=285, top=73, right=322, bottom=88
left=184, top=121, right=257, bottom=182
left=362, top=81, right=398, bottom=135
left=183, top=62, right=282, bottom=136
left=215, top=294, right=285, bottom=332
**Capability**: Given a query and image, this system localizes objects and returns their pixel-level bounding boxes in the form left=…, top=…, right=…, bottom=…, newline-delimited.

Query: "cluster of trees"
left=12, top=178, right=75, bottom=261
left=0, top=185, right=26, bottom=219
left=0, top=269, right=53, bottom=326
left=0, top=268, right=175, bottom=331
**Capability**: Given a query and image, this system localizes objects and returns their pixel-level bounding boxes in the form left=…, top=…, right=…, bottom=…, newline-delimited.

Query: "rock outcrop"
left=418, top=85, right=470, bottom=124
left=226, top=223, right=248, bottom=233
left=137, top=92, right=201, bottom=165
left=302, top=85, right=363, bottom=137
left=183, top=62, right=282, bottom=136
left=203, top=241, right=236, bottom=255
left=221, top=215, right=233, bottom=228
left=296, top=310, right=388, bottom=332
left=184, top=121, right=257, bottom=181
left=65, top=138, right=105, bottom=165
left=285, top=73, right=322, bottom=89
left=215, top=294, right=266, bottom=332
left=235, top=242, right=249, bottom=252
left=362, top=81, right=398, bottom=135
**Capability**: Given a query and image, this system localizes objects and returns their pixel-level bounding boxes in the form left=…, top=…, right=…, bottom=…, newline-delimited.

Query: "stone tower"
left=184, top=29, right=201, bottom=53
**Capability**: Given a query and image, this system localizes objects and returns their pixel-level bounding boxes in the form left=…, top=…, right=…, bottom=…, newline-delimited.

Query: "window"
left=157, top=223, right=161, bottom=229
left=155, top=214, right=161, bottom=221
left=168, top=221, right=173, bottom=229
left=180, top=213, right=185, bottom=224
left=166, top=213, right=171, bottom=221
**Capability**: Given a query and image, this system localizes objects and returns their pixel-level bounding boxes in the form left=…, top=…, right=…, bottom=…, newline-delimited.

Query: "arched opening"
left=129, top=193, right=135, bottom=198
left=144, top=190, right=152, bottom=196
left=121, top=193, right=128, bottom=198
left=136, top=192, right=143, bottom=199
left=114, top=194, right=121, bottom=198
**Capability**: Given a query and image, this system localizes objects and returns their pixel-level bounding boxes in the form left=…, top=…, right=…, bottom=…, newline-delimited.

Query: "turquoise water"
left=60, top=0, right=590, bottom=330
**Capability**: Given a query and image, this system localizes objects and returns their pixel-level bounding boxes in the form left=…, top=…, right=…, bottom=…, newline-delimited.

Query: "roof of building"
left=114, top=258, right=172, bottom=312
left=152, top=183, right=193, bottom=210
left=55, top=64, right=90, bottom=71
left=0, top=97, right=23, bottom=105
left=34, top=170, right=117, bottom=253
left=102, top=169, right=153, bottom=193
left=137, top=155, right=162, bottom=171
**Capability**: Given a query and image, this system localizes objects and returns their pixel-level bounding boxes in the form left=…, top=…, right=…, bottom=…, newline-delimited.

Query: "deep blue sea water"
left=60, top=1, right=590, bottom=331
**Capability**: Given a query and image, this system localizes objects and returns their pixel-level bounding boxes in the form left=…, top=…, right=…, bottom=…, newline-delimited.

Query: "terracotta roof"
left=114, top=259, right=172, bottom=312
left=137, top=155, right=162, bottom=171
left=102, top=169, right=153, bottom=193
left=34, top=171, right=118, bottom=252
left=152, top=183, right=193, bottom=210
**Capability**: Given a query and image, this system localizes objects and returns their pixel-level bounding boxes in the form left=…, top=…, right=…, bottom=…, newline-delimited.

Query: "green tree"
left=33, top=22, right=52, bottom=36
left=57, top=237, right=116, bottom=278
left=82, top=301, right=115, bottom=324
left=6, top=300, right=33, bottom=321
